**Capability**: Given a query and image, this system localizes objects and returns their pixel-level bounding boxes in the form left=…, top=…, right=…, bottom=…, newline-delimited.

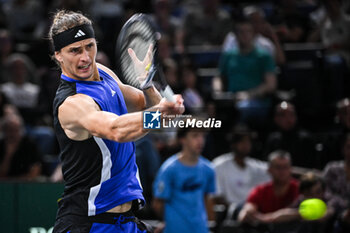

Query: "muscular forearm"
left=110, top=112, right=149, bottom=142
left=143, top=85, right=162, bottom=108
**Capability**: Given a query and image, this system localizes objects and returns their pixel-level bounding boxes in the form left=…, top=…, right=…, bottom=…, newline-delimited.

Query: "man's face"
left=55, top=38, right=97, bottom=80
left=181, top=131, right=205, bottom=156
left=236, top=23, right=255, bottom=49
left=233, top=136, right=252, bottom=158
left=274, top=106, right=297, bottom=131
left=268, top=157, right=292, bottom=184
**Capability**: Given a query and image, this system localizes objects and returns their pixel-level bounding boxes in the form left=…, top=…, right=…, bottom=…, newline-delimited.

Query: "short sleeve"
left=246, top=186, right=260, bottom=205
left=153, top=165, right=173, bottom=200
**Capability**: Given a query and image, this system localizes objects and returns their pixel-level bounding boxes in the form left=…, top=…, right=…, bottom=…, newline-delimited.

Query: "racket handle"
left=160, top=85, right=175, bottom=102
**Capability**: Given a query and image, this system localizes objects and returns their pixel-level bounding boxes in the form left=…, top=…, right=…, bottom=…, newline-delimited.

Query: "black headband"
left=52, top=24, right=95, bottom=51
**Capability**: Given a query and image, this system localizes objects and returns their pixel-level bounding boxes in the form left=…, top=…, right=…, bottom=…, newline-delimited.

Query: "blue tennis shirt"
left=53, top=68, right=144, bottom=217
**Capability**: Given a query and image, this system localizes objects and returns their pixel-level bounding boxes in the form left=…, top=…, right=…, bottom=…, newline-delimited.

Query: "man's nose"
left=80, top=49, right=90, bottom=62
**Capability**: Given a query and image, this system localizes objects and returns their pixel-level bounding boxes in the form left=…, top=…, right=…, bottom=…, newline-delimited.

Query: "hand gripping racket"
left=116, top=13, right=175, bottom=102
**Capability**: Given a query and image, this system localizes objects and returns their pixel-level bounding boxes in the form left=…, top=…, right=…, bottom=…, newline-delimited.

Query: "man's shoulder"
left=246, top=157, right=268, bottom=170
left=324, top=160, right=344, bottom=174
left=252, top=181, right=273, bottom=192
left=159, top=154, right=179, bottom=171
left=97, top=63, right=121, bottom=83
left=212, top=152, right=233, bottom=167
left=254, top=47, right=273, bottom=59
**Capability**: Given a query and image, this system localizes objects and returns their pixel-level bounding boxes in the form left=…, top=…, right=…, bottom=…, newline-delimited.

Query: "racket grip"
left=160, top=85, right=175, bottom=102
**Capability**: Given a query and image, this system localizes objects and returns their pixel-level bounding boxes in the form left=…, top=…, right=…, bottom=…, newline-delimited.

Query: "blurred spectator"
left=158, top=34, right=173, bottom=61
left=1, top=53, right=56, bottom=158
left=201, top=100, right=229, bottom=159
left=90, top=0, right=123, bottom=21
left=152, top=127, right=216, bottom=233
left=317, top=98, right=350, bottom=168
left=219, top=19, right=277, bottom=129
left=49, top=0, right=88, bottom=13
left=0, top=53, right=41, bottom=127
left=264, top=101, right=316, bottom=169
left=181, top=63, right=204, bottom=114
left=0, top=29, right=13, bottom=83
left=308, top=0, right=350, bottom=104
left=238, top=150, right=299, bottom=223
left=223, top=5, right=285, bottom=65
left=162, top=57, right=182, bottom=94
left=89, top=0, right=124, bottom=60
left=292, top=172, right=334, bottom=233
left=1, top=53, right=39, bottom=109
left=150, top=0, right=184, bottom=54
left=181, top=0, right=232, bottom=47
left=309, top=0, right=350, bottom=65
left=3, top=0, right=45, bottom=42
left=0, top=91, right=17, bottom=121
left=269, top=0, right=312, bottom=43
left=323, top=133, right=350, bottom=233
left=239, top=172, right=333, bottom=233
left=213, top=125, right=270, bottom=220
left=0, top=114, right=42, bottom=180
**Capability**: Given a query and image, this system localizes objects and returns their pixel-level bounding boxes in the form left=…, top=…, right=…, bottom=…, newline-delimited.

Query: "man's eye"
left=71, top=48, right=79, bottom=53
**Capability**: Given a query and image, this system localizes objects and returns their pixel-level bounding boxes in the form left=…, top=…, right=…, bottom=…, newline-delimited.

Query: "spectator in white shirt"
left=213, top=125, right=270, bottom=219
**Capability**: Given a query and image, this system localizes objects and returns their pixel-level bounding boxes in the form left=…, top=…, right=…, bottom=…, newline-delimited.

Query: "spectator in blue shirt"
left=152, top=126, right=216, bottom=233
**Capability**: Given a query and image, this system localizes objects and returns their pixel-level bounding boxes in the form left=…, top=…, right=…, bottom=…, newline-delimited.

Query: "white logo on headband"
left=74, top=30, right=86, bottom=38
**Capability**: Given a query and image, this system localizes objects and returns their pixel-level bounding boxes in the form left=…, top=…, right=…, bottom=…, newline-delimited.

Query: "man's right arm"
left=238, top=202, right=259, bottom=223
left=58, top=94, right=183, bottom=142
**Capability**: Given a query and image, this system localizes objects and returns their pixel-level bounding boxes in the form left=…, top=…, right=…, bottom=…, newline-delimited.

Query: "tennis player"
left=49, top=10, right=184, bottom=233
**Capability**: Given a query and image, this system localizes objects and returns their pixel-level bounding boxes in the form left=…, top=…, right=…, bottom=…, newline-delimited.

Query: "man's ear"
left=55, top=51, right=63, bottom=63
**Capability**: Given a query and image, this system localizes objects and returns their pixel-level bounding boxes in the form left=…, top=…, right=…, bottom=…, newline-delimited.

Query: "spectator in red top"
left=238, top=150, right=299, bottom=224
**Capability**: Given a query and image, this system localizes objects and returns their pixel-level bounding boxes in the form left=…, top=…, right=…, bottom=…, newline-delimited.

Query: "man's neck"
left=178, top=151, right=199, bottom=166
left=239, top=45, right=254, bottom=55
left=62, top=64, right=100, bottom=81
left=273, top=180, right=290, bottom=196
left=233, top=153, right=246, bottom=168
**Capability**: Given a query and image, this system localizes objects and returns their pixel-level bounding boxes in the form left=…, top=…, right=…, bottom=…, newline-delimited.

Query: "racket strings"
left=119, top=20, right=156, bottom=88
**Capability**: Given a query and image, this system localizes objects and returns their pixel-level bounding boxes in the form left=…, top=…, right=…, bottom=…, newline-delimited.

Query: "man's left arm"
left=247, top=72, right=277, bottom=99
left=205, top=194, right=216, bottom=221
left=97, top=63, right=162, bottom=112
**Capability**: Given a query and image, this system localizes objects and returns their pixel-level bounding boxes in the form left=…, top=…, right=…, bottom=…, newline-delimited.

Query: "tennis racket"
left=116, top=13, right=175, bottom=102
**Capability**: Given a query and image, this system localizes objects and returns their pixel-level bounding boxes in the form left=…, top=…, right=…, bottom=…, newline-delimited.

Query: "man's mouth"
left=78, top=64, right=90, bottom=70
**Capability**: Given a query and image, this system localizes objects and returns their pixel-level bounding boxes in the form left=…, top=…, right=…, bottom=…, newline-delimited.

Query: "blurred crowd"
left=0, top=0, right=350, bottom=232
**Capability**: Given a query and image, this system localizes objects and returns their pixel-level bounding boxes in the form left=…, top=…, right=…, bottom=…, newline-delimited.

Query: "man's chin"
left=75, top=72, right=93, bottom=80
